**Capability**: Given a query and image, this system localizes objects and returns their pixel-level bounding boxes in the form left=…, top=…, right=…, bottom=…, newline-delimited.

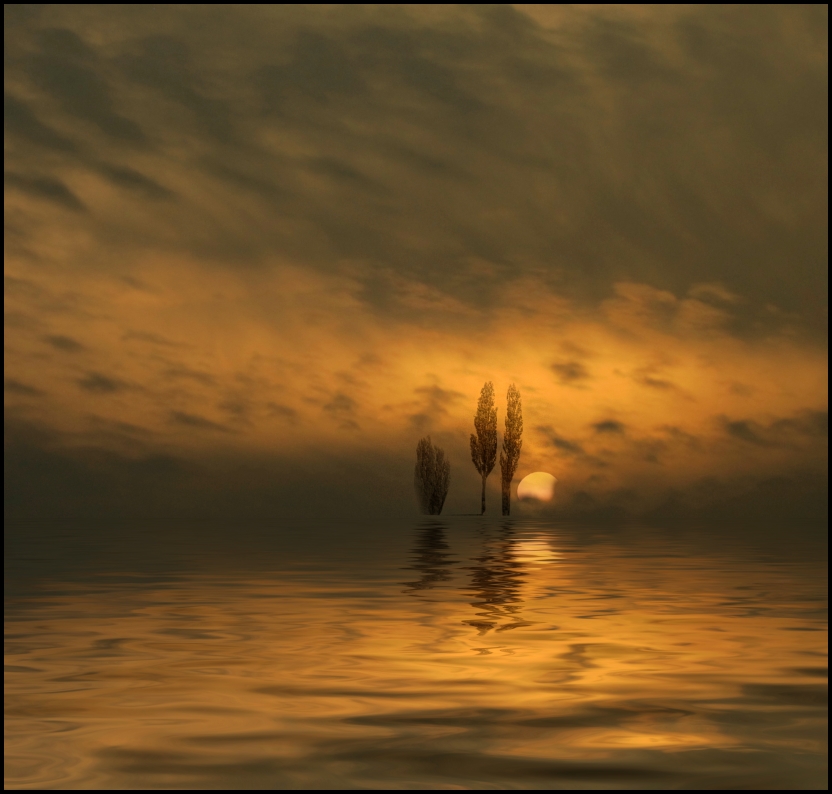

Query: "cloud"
left=77, top=373, right=127, bottom=393
left=635, top=374, right=676, bottom=391
left=88, top=415, right=154, bottom=437
left=405, top=383, right=467, bottom=431
left=122, top=330, right=183, bottom=347
left=592, top=420, right=626, bottom=434
left=323, top=393, right=360, bottom=430
left=536, top=425, right=584, bottom=455
left=720, top=411, right=829, bottom=448
left=688, top=283, right=742, bottom=304
left=4, top=5, right=825, bottom=329
left=629, top=361, right=683, bottom=392
left=163, top=367, right=216, bottom=386
left=414, top=384, right=465, bottom=415
left=94, top=163, right=173, bottom=199
left=323, top=393, right=356, bottom=415
left=5, top=172, right=86, bottom=212
left=658, top=425, right=702, bottom=450
left=43, top=334, right=85, bottom=352
left=218, top=400, right=248, bottom=419
left=266, top=402, right=298, bottom=423
left=551, top=361, right=590, bottom=384
left=4, top=92, right=79, bottom=154
left=722, top=419, right=773, bottom=447
left=28, top=28, right=147, bottom=144
left=5, top=378, right=44, bottom=397
left=170, top=411, right=233, bottom=433
left=117, top=34, right=236, bottom=143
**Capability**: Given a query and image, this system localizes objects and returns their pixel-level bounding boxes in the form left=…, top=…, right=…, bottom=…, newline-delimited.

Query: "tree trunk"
left=481, top=475, right=487, bottom=514
left=501, top=481, right=510, bottom=516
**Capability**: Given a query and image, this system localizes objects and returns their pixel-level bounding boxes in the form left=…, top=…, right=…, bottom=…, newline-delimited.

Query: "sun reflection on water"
left=513, top=538, right=560, bottom=565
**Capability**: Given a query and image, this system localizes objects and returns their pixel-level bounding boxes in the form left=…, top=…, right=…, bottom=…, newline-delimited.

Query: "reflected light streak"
left=512, top=538, right=560, bottom=565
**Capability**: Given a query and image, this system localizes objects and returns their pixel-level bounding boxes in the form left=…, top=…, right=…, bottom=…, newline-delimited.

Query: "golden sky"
left=4, top=4, right=827, bottom=522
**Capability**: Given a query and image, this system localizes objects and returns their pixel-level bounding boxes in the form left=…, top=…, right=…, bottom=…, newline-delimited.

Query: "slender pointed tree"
left=415, top=436, right=451, bottom=515
left=470, top=381, right=498, bottom=515
left=500, top=383, right=523, bottom=516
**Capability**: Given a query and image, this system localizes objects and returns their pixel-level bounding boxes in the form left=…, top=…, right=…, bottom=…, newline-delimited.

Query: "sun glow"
left=517, top=472, right=558, bottom=502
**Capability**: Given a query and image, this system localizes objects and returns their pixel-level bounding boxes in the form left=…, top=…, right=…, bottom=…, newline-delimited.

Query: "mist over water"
left=5, top=518, right=827, bottom=790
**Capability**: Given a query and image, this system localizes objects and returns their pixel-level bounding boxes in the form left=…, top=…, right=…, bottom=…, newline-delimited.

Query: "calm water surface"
left=4, top=518, right=828, bottom=789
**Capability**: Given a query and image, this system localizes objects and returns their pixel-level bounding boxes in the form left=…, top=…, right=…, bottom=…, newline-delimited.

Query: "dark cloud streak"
left=721, top=411, right=829, bottom=449
left=169, top=411, right=234, bottom=433
left=5, top=378, right=45, bottom=397
left=28, top=28, right=147, bottom=144
left=77, top=373, right=127, bottom=394
left=592, top=420, right=626, bottom=434
left=536, top=425, right=584, bottom=455
left=44, top=334, right=85, bottom=352
left=5, top=171, right=86, bottom=212
left=4, top=92, right=80, bottom=154
left=551, top=361, right=590, bottom=384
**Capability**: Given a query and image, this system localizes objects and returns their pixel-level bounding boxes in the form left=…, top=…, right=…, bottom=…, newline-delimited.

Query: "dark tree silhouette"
left=414, top=436, right=451, bottom=515
left=500, top=383, right=523, bottom=516
left=470, top=381, right=498, bottom=515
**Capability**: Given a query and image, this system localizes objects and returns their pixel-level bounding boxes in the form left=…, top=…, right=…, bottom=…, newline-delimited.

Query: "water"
left=4, top=518, right=827, bottom=789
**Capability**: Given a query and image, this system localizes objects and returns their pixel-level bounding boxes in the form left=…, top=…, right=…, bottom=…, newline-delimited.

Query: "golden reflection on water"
left=5, top=521, right=827, bottom=789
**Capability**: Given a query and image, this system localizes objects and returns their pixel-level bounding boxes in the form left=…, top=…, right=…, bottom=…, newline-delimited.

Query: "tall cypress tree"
left=500, top=384, right=523, bottom=516
left=470, top=382, right=498, bottom=514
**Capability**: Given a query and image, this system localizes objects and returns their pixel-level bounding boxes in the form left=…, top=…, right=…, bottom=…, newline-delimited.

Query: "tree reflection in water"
left=403, top=521, right=456, bottom=594
left=404, top=522, right=534, bottom=634
left=464, top=523, right=531, bottom=635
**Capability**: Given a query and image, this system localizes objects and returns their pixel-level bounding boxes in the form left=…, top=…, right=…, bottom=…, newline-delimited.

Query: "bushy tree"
left=470, top=381, right=498, bottom=515
left=500, top=383, right=523, bottom=516
left=414, top=436, right=451, bottom=515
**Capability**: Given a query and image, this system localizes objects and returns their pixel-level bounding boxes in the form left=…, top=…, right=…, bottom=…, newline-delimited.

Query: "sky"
left=4, top=4, right=827, bottom=525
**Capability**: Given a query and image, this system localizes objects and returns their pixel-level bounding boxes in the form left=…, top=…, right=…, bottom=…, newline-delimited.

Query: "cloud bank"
left=4, top=5, right=827, bottom=525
